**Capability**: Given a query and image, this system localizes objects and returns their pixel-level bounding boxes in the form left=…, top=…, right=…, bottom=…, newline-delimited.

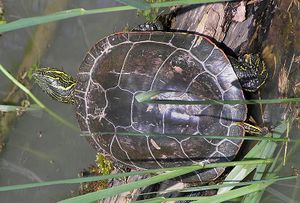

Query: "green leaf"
left=134, top=176, right=298, bottom=203
left=242, top=119, right=291, bottom=202
left=150, top=0, right=235, bottom=8
left=115, top=0, right=151, bottom=9
left=135, top=90, right=164, bottom=102
left=135, top=91, right=300, bottom=105
left=58, top=168, right=199, bottom=203
left=135, top=176, right=298, bottom=203
left=217, top=121, right=288, bottom=194
left=82, top=131, right=291, bottom=142
left=0, top=104, right=40, bottom=112
left=187, top=182, right=274, bottom=203
left=0, top=0, right=233, bottom=33
left=217, top=141, right=269, bottom=194
left=0, top=159, right=271, bottom=192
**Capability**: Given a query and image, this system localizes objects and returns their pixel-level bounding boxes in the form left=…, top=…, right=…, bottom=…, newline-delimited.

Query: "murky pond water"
left=0, top=0, right=300, bottom=203
left=0, top=0, right=143, bottom=202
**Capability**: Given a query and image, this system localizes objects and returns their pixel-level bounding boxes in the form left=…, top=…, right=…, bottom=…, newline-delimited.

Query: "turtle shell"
left=74, top=32, right=247, bottom=183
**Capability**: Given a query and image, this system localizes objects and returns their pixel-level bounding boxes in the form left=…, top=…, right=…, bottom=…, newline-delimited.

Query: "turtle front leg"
left=237, top=122, right=269, bottom=135
left=229, top=54, right=268, bottom=92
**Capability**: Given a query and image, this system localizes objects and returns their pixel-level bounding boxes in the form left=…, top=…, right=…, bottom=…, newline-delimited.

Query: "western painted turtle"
left=32, top=31, right=267, bottom=183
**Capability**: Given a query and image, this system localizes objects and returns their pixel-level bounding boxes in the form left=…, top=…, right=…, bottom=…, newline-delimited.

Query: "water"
left=0, top=0, right=144, bottom=202
left=1, top=1, right=300, bottom=202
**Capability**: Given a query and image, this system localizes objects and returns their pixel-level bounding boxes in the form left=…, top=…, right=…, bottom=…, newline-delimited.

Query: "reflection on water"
left=0, top=0, right=144, bottom=202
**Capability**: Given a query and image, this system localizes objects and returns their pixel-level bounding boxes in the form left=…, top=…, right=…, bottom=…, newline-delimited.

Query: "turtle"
left=32, top=31, right=268, bottom=183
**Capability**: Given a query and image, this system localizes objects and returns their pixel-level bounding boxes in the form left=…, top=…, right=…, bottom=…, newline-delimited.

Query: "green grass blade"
left=136, top=91, right=300, bottom=105
left=253, top=119, right=289, bottom=179
left=115, top=0, right=151, bottom=9
left=134, top=198, right=164, bottom=203
left=0, top=64, right=78, bottom=131
left=150, top=0, right=234, bottom=7
left=135, top=90, right=164, bottom=103
left=82, top=131, right=291, bottom=142
left=193, top=179, right=284, bottom=203
left=242, top=119, right=291, bottom=202
left=60, top=161, right=277, bottom=203
left=0, top=7, right=130, bottom=33
left=0, top=159, right=271, bottom=192
left=170, top=182, right=275, bottom=203
left=133, top=176, right=298, bottom=203
left=217, top=141, right=269, bottom=194
left=0, top=104, right=40, bottom=112
left=0, top=0, right=232, bottom=33
left=133, top=176, right=295, bottom=198
left=58, top=168, right=200, bottom=203
left=217, top=121, right=288, bottom=194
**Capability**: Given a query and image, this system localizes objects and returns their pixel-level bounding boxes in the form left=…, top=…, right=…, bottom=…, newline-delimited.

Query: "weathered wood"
left=261, top=0, right=300, bottom=126
left=170, top=1, right=276, bottom=54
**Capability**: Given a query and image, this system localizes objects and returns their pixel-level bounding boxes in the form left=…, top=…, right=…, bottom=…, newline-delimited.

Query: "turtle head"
left=32, top=67, right=76, bottom=104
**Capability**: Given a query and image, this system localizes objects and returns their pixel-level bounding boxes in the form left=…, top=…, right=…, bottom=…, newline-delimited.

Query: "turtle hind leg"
left=229, top=54, right=268, bottom=92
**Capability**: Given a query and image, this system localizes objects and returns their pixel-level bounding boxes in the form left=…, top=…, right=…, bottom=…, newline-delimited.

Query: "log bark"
left=260, top=0, right=300, bottom=125
left=169, top=0, right=276, bottom=55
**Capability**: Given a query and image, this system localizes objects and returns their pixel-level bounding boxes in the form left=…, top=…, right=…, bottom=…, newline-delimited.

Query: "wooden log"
left=169, top=0, right=276, bottom=55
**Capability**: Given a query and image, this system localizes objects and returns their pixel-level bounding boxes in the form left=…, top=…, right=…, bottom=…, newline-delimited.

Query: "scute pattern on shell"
left=75, top=32, right=247, bottom=183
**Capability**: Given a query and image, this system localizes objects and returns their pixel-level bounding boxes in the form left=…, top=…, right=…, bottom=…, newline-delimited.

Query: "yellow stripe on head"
left=32, top=67, right=76, bottom=104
